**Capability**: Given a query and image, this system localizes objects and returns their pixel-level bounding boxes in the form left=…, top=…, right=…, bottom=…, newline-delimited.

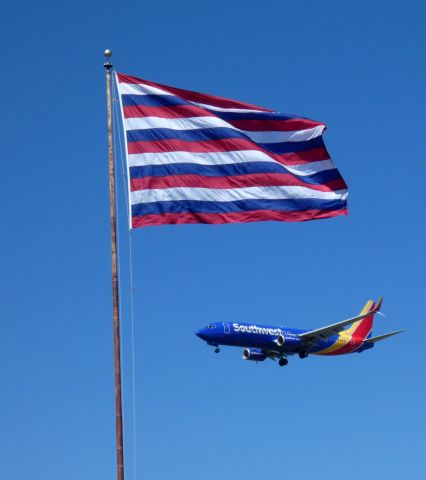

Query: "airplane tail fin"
left=346, top=296, right=383, bottom=340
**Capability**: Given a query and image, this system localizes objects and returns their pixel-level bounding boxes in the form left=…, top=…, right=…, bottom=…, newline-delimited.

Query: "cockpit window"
left=204, top=324, right=216, bottom=329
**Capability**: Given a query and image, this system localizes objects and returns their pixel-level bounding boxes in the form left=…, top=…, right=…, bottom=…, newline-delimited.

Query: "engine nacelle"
left=275, top=332, right=302, bottom=349
left=243, top=348, right=267, bottom=362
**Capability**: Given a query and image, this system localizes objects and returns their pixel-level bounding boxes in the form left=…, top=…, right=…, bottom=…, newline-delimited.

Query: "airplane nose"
left=195, top=329, right=207, bottom=340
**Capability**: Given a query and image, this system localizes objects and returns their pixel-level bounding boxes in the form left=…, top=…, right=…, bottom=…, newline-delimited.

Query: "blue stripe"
left=132, top=198, right=346, bottom=217
left=211, top=111, right=303, bottom=121
left=129, top=163, right=342, bottom=185
left=263, top=136, right=325, bottom=154
left=127, top=127, right=245, bottom=143
left=127, top=127, right=325, bottom=155
left=122, top=94, right=188, bottom=107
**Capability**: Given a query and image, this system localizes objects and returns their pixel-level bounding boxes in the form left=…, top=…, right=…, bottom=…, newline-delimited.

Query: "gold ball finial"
left=104, top=49, right=112, bottom=58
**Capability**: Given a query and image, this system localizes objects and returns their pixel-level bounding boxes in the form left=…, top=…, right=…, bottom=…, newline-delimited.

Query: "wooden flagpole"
left=104, top=49, right=125, bottom=480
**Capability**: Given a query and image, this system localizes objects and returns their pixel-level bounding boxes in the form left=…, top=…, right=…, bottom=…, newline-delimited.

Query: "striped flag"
left=116, top=73, right=348, bottom=229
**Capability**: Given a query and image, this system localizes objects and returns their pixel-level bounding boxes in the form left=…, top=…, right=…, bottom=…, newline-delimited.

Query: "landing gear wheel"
left=214, top=347, right=220, bottom=354
left=299, top=352, right=308, bottom=359
left=279, top=358, right=288, bottom=366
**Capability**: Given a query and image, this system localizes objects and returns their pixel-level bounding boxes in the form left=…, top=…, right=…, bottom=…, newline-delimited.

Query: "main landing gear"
left=299, top=352, right=308, bottom=359
left=278, top=358, right=288, bottom=367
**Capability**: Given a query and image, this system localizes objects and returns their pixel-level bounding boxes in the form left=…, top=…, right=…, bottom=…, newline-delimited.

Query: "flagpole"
left=104, top=49, right=125, bottom=480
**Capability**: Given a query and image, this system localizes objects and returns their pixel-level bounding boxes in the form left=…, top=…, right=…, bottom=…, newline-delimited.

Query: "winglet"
left=374, top=296, right=383, bottom=313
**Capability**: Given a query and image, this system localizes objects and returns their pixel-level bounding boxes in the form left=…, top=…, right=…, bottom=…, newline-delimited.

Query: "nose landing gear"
left=214, top=347, right=220, bottom=354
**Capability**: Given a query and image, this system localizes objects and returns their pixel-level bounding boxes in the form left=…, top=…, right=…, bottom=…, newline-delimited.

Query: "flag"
left=116, top=73, right=348, bottom=228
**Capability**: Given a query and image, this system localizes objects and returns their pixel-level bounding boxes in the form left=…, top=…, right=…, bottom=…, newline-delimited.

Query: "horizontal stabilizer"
left=363, top=330, right=403, bottom=343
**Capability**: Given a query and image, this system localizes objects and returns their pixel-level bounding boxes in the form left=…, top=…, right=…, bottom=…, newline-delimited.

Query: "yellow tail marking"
left=314, top=300, right=374, bottom=355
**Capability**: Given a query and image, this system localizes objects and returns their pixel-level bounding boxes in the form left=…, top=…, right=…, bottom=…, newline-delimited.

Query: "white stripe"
left=118, top=82, right=173, bottom=96
left=286, top=160, right=335, bottom=176
left=127, top=151, right=334, bottom=176
left=241, top=125, right=325, bottom=143
left=124, top=116, right=323, bottom=144
left=124, top=116, right=231, bottom=131
left=131, top=186, right=348, bottom=205
left=193, top=102, right=267, bottom=113
left=128, top=150, right=273, bottom=167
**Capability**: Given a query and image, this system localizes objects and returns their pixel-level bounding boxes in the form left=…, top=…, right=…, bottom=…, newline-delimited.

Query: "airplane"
left=195, top=297, right=403, bottom=366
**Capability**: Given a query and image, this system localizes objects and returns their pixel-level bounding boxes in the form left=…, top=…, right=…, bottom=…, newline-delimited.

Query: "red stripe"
left=350, top=302, right=376, bottom=340
left=117, top=73, right=272, bottom=112
left=352, top=321, right=374, bottom=340
left=352, top=318, right=374, bottom=339
left=123, top=104, right=212, bottom=119
left=127, top=138, right=331, bottom=166
left=132, top=208, right=347, bottom=228
left=229, top=118, right=324, bottom=132
left=320, top=338, right=364, bottom=356
left=130, top=174, right=346, bottom=192
left=282, top=148, right=330, bottom=165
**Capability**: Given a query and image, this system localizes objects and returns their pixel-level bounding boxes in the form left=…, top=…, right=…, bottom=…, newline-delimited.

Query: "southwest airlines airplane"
left=195, top=297, right=402, bottom=366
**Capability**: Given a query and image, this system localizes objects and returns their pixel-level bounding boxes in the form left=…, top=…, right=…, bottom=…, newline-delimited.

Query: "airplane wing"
left=299, top=297, right=383, bottom=344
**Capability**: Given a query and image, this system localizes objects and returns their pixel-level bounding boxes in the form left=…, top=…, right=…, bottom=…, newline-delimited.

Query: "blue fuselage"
left=195, top=321, right=373, bottom=356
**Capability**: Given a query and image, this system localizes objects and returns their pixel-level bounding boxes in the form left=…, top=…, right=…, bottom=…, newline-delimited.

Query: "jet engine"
left=275, top=332, right=302, bottom=349
left=242, top=348, right=267, bottom=361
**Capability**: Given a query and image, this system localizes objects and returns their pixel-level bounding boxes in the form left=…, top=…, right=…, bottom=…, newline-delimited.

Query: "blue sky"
left=2, top=1, right=425, bottom=479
